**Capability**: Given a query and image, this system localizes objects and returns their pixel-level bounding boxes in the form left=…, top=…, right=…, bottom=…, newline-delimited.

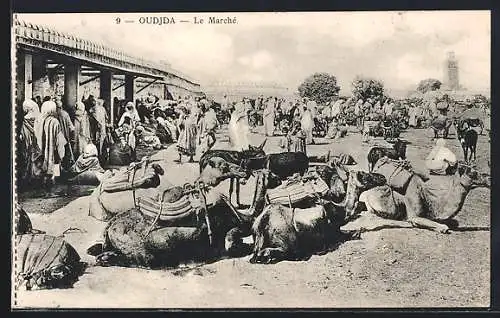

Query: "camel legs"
left=408, top=217, right=451, bottom=233
left=236, top=180, right=242, bottom=207
left=229, top=178, right=242, bottom=208
left=340, top=211, right=413, bottom=233
left=249, top=247, right=287, bottom=264
left=229, top=178, right=235, bottom=205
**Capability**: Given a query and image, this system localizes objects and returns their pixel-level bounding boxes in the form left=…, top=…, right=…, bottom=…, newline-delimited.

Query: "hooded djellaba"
left=73, top=101, right=92, bottom=159
left=55, top=96, right=76, bottom=169
left=18, top=99, right=41, bottom=186
left=34, top=100, right=68, bottom=196
left=89, top=98, right=109, bottom=162
left=176, top=105, right=199, bottom=163
left=301, top=100, right=315, bottom=145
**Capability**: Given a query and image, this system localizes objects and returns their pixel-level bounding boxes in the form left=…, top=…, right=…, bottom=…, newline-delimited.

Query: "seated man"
left=425, top=138, right=457, bottom=175
left=64, top=142, right=107, bottom=184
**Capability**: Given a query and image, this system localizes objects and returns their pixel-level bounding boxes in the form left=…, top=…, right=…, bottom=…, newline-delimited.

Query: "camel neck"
left=432, top=175, right=470, bottom=221
left=248, top=173, right=268, bottom=217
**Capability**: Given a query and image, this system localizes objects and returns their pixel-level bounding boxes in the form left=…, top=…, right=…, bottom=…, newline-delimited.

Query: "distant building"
left=444, top=51, right=460, bottom=90
left=203, top=81, right=292, bottom=102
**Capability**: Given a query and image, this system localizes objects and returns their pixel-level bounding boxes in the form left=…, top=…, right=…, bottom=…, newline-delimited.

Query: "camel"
left=89, top=156, right=247, bottom=221
left=250, top=168, right=386, bottom=264
left=87, top=170, right=273, bottom=268
left=341, top=162, right=490, bottom=234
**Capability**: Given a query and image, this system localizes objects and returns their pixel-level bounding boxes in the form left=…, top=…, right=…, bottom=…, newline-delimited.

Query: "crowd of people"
left=17, top=87, right=489, bottom=197
left=18, top=95, right=108, bottom=195
left=17, top=92, right=225, bottom=195
left=219, top=92, right=488, bottom=176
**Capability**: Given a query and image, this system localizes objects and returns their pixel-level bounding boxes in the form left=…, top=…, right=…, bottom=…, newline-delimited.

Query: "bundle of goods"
left=266, top=172, right=330, bottom=207
left=372, top=157, right=429, bottom=193
left=15, top=234, right=86, bottom=290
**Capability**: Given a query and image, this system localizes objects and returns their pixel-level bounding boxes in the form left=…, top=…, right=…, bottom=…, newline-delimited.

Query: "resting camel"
left=87, top=169, right=274, bottom=268
left=89, top=156, right=247, bottom=221
left=250, top=169, right=386, bottom=264
left=341, top=162, right=490, bottom=234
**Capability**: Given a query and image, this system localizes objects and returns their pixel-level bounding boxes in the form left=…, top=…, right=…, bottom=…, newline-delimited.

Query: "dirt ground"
left=14, top=124, right=490, bottom=308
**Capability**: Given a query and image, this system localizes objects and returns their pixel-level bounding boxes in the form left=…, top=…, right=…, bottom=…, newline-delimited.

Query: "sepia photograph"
left=12, top=11, right=491, bottom=308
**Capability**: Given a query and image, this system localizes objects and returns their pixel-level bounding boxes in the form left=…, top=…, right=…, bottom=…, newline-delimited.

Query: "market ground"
left=15, top=124, right=490, bottom=308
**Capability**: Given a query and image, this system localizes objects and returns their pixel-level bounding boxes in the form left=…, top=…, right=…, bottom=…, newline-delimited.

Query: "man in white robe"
left=425, top=138, right=457, bottom=175
left=228, top=100, right=251, bottom=151
left=301, top=104, right=315, bottom=145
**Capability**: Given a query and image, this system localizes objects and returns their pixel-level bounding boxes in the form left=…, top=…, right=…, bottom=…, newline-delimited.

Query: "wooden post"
left=64, top=63, right=80, bottom=110
left=100, top=69, right=113, bottom=124
left=125, top=75, right=135, bottom=102
left=16, top=51, right=35, bottom=105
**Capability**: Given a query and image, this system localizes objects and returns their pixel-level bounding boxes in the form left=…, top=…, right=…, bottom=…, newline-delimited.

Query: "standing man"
left=89, top=98, right=109, bottom=164
left=263, top=97, right=276, bottom=137
left=301, top=102, right=315, bottom=145
left=228, top=99, right=251, bottom=151
left=198, top=102, right=219, bottom=155
left=35, top=99, right=67, bottom=197
left=55, top=95, right=75, bottom=170
left=383, top=98, right=394, bottom=120
left=354, top=98, right=364, bottom=131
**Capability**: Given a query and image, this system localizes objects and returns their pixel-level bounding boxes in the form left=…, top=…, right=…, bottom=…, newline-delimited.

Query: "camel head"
left=150, top=163, right=165, bottom=176
left=457, top=163, right=490, bottom=189
left=333, top=170, right=387, bottom=222
left=198, top=157, right=247, bottom=187
left=322, top=160, right=350, bottom=201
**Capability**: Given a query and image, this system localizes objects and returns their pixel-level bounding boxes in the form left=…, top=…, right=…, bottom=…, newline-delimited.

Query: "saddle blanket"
left=266, top=177, right=329, bottom=206
left=137, top=190, right=203, bottom=224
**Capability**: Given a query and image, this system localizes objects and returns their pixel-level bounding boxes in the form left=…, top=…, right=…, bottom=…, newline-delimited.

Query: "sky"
left=16, top=11, right=490, bottom=95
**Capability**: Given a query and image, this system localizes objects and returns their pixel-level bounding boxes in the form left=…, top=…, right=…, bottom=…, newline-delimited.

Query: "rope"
left=143, top=192, right=164, bottom=239
left=61, top=227, right=86, bottom=235
left=131, top=165, right=138, bottom=208
left=198, top=183, right=213, bottom=246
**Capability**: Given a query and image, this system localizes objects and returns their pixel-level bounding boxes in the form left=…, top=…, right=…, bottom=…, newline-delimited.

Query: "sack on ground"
left=16, top=234, right=85, bottom=290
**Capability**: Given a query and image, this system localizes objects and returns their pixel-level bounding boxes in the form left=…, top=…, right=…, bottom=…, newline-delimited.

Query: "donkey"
left=199, top=139, right=267, bottom=207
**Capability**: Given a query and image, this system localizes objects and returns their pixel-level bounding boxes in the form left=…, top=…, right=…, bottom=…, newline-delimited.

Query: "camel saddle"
left=137, top=185, right=204, bottom=226
left=100, top=158, right=156, bottom=193
left=372, top=157, right=416, bottom=193
left=266, top=172, right=329, bottom=207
